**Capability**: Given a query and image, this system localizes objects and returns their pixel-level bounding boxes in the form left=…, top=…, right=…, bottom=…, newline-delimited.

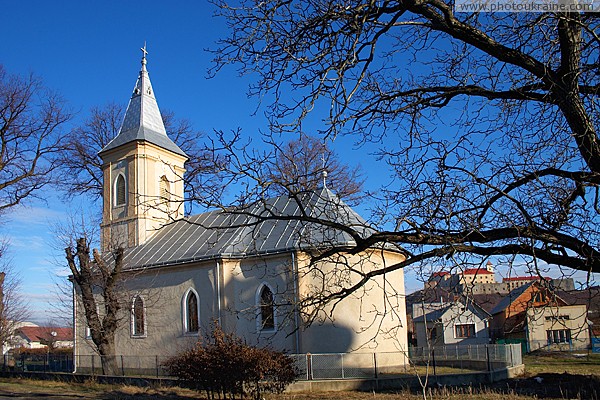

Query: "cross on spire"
left=141, top=42, right=148, bottom=59
left=321, top=152, right=328, bottom=189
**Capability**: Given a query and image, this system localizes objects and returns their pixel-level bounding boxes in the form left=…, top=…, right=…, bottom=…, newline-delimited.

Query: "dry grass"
left=0, top=352, right=598, bottom=399
left=0, top=378, right=567, bottom=400
left=270, top=389, right=528, bottom=400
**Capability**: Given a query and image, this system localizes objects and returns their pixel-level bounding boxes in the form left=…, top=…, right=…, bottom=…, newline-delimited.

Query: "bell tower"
left=98, top=46, right=188, bottom=251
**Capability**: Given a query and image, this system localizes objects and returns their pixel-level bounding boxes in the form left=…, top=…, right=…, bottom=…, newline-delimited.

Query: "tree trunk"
left=99, top=341, right=119, bottom=376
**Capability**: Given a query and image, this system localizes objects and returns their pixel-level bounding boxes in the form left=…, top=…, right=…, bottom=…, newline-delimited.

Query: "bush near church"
left=163, top=323, right=298, bottom=400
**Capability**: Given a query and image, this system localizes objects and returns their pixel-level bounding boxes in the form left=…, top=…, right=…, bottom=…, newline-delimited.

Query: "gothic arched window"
left=115, top=174, right=126, bottom=206
left=258, top=284, right=275, bottom=331
left=131, top=295, right=145, bottom=337
left=184, top=289, right=199, bottom=334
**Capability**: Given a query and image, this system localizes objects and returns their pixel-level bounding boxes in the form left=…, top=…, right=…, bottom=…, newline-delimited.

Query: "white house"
left=412, top=300, right=491, bottom=347
left=73, top=50, right=408, bottom=371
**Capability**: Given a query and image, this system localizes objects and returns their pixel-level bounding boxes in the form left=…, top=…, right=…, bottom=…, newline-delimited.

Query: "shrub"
left=163, top=323, right=297, bottom=399
left=11, top=347, right=73, bottom=356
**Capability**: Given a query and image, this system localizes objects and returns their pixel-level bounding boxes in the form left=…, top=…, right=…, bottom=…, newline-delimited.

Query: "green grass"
left=523, top=351, right=600, bottom=376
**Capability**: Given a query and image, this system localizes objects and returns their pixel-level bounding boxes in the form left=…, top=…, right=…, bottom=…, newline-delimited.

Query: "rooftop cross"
left=141, top=42, right=148, bottom=59
left=321, top=152, right=328, bottom=189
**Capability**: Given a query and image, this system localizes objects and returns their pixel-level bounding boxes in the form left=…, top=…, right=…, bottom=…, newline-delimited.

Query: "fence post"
left=373, top=353, right=378, bottom=379
left=486, top=345, right=491, bottom=372
left=156, top=355, right=159, bottom=378
left=432, top=349, right=437, bottom=381
left=121, top=355, right=125, bottom=376
left=306, top=353, right=312, bottom=380
left=341, top=353, right=345, bottom=379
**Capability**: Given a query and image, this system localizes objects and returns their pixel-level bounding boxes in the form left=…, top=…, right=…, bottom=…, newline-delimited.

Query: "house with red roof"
left=490, top=282, right=589, bottom=351
left=13, top=326, right=73, bottom=350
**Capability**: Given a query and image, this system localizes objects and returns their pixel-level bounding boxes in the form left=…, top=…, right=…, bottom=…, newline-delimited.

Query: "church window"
left=258, top=284, right=275, bottom=331
left=183, top=289, right=199, bottom=334
left=160, top=175, right=170, bottom=202
left=115, top=174, right=126, bottom=206
left=131, top=295, right=146, bottom=337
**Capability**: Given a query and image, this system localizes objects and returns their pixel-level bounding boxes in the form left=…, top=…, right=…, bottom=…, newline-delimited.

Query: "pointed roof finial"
left=321, top=152, right=328, bottom=189
left=98, top=45, right=187, bottom=158
left=141, top=42, right=148, bottom=69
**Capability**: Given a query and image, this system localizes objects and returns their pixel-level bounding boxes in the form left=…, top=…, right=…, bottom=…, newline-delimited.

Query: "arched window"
left=258, top=284, right=275, bottom=331
left=183, top=289, right=199, bottom=334
left=160, top=175, right=170, bottom=202
left=115, top=174, right=126, bottom=206
left=131, top=295, right=145, bottom=337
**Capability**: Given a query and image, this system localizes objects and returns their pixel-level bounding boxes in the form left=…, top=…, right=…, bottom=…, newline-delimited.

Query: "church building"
left=73, top=50, right=408, bottom=371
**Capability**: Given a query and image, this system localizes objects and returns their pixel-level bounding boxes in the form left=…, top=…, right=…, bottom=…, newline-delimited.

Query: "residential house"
left=490, top=282, right=589, bottom=351
left=13, top=326, right=74, bottom=350
left=412, top=299, right=491, bottom=347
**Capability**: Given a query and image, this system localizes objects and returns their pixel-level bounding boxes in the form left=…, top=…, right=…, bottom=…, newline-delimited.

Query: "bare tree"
left=0, top=64, right=71, bottom=213
left=58, top=102, right=221, bottom=209
left=0, top=240, right=30, bottom=352
left=266, top=133, right=365, bottom=205
left=209, top=4, right=600, bottom=287
left=65, top=236, right=123, bottom=375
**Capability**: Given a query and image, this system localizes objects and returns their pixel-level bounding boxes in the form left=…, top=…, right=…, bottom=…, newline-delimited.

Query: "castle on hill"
left=426, top=261, right=574, bottom=294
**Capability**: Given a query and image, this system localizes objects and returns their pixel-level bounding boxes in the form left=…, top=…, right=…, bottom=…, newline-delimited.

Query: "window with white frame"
left=115, top=174, right=126, bottom=206
left=183, top=289, right=199, bottom=334
left=547, top=329, right=571, bottom=344
left=455, top=323, right=476, bottom=338
left=131, top=295, right=146, bottom=337
left=258, top=284, right=275, bottom=331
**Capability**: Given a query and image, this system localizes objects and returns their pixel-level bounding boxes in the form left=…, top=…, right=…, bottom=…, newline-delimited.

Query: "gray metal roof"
left=99, top=54, right=187, bottom=158
left=413, top=305, right=452, bottom=323
left=122, top=188, right=379, bottom=270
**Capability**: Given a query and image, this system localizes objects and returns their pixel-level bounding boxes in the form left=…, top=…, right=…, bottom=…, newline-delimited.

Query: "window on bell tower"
left=160, top=175, right=170, bottom=202
left=115, top=174, right=126, bottom=206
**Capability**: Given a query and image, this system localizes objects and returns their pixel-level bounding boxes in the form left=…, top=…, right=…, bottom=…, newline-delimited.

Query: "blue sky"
left=0, top=1, right=390, bottom=323
left=0, top=1, right=595, bottom=323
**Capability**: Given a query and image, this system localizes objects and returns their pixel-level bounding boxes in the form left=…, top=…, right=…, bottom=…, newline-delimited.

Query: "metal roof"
left=99, top=51, right=187, bottom=158
left=122, top=188, right=381, bottom=270
left=412, top=305, right=452, bottom=323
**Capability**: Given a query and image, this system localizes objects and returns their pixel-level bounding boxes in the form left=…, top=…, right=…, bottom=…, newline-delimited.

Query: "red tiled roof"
left=17, top=326, right=73, bottom=343
left=502, top=276, right=549, bottom=282
left=463, top=268, right=494, bottom=275
left=431, top=271, right=450, bottom=277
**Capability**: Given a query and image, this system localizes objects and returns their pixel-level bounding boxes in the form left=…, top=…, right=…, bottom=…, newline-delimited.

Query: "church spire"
left=99, top=45, right=187, bottom=158
left=99, top=45, right=187, bottom=250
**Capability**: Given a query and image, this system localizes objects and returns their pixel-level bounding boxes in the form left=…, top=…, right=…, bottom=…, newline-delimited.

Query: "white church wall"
left=296, top=249, right=408, bottom=355
left=220, top=255, right=298, bottom=352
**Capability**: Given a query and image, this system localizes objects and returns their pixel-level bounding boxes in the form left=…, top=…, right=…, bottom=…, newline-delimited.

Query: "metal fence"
left=2, top=344, right=522, bottom=380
